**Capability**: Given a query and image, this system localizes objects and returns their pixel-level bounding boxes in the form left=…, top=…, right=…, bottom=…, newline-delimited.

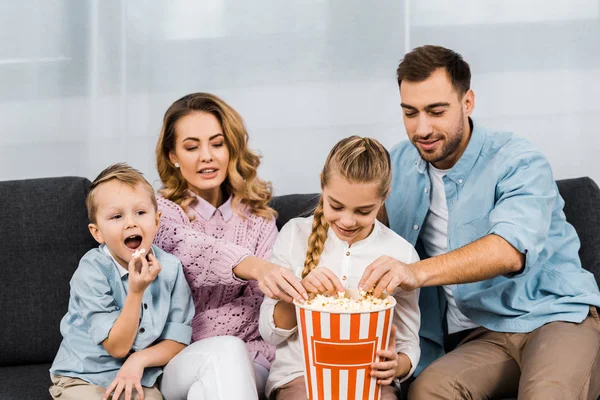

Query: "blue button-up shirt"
left=387, top=121, right=600, bottom=375
left=50, top=244, right=195, bottom=388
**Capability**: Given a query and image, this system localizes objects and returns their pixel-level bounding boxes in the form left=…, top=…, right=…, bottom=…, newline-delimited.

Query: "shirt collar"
left=416, top=118, right=486, bottom=184
left=189, top=191, right=234, bottom=222
left=101, top=244, right=129, bottom=278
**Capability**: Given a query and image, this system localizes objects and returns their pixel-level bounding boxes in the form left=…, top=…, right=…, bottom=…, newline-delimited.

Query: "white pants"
left=160, top=336, right=268, bottom=400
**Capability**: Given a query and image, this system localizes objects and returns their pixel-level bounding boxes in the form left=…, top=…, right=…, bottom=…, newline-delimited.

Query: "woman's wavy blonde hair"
left=156, top=93, right=276, bottom=220
left=302, top=136, right=391, bottom=278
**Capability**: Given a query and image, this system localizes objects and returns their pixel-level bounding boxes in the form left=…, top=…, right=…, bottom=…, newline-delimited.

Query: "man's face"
left=400, top=68, right=474, bottom=169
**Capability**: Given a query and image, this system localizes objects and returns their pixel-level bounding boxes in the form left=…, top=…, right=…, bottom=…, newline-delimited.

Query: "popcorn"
left=303, top=289, right=390, bottom=312
left=132, top=248, right=146, bottom=259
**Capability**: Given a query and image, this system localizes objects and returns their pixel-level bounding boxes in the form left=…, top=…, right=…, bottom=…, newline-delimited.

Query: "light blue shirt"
left=50, top=244, right=195, bottom=388
left=386, top=120, right=600, bottom=375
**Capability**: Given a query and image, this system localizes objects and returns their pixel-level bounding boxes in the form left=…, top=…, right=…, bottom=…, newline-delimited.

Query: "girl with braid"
left=259, top=136, right=421, bottom=399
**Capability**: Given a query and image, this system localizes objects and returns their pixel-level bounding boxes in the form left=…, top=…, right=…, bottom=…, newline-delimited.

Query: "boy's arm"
left=127, top=339, right=185, bottom=368
left=102, top=254, right=162, bottom=358
left=101, top=291, right=143, bottom=359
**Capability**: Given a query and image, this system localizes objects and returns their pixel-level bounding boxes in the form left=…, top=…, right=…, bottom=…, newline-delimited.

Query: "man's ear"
left=88, top=223, right=104, bottom=244
left=463, top=89, right=475, bottom=117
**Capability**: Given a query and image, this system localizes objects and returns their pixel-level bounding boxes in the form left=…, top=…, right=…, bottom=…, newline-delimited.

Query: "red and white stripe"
left=296, top=305, right=394, bottom=400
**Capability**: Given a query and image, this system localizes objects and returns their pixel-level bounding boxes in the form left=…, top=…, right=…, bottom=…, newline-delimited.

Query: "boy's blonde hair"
left=302, top=136, right=391, bottom=278
left=86, top=163, right=157, bottom=224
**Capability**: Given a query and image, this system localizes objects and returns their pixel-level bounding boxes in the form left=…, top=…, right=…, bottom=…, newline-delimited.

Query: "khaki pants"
left=274, top=376, right=399, bottom=399
left=409, top=306, right=600, bottom=400
left=50, top=374, right=162, bottom=400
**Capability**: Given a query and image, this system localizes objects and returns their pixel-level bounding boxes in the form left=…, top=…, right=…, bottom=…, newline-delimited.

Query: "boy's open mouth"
left=124, top=235, right=142, bottom=249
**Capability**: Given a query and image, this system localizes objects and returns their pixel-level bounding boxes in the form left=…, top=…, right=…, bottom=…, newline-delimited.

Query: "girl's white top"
left=259, top=216, right=421, bottom=396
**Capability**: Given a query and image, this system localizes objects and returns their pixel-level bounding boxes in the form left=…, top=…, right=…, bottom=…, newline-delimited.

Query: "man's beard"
left=416, top=113, right=465, bottom=165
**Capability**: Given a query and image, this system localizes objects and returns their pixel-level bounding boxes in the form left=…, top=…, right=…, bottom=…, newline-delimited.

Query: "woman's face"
left=169, top=111, right=230, bottom=204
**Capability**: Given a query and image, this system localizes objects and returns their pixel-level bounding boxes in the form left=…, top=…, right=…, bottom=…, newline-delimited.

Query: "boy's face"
left=88, top=180, right=160, bottom=269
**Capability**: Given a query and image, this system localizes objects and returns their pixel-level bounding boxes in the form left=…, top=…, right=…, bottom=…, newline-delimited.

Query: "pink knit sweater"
left=154, top=194, right=278, bottom=367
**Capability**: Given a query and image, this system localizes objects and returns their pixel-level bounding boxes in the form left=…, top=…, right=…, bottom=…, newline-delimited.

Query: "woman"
left=154, top=93, right=306, bottom=400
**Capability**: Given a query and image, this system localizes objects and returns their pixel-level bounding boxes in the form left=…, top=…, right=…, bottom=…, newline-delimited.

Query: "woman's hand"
left=301, top=267, right=344, bottom=295
left=103, top=354, right=145, bottom=400
left=253, top=261, right=308, bottom=303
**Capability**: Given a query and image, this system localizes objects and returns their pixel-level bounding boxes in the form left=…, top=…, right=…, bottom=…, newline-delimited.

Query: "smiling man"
left=358, top=45, right=600, bottom=399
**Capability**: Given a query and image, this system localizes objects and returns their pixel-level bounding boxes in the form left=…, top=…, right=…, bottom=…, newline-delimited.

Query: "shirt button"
left=413, top=225, right=419, bottom=230
left=143, top=303, right=148, bottom=310
left=345, top=251, right=350, bottom=256
left=342, top=276, right=347, bottom=281
left=458, top=179, right=463, bottom=184
left=424, top=188, right=428, bottom=193
left=139, top=327, right=145, bottom=334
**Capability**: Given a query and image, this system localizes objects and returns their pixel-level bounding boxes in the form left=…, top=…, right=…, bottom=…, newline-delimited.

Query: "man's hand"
left=254, top=262, right=308, bottom=304
left=370, top=325, right=399, bottom=385
left=103, top=354, right=145, bottom=400
left=301, top=267, right=344, bottom=295
left=359, top=256, right=421, bottom=297
left=128, top=251, right=162, bottom=295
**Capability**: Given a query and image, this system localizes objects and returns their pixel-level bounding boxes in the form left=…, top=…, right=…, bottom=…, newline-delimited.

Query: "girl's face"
left=322, top=174, right=385, bottom=246
left=169, top=111, right=230, bottom=205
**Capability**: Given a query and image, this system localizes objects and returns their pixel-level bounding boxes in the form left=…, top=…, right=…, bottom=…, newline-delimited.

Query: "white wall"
left=0, top=0, right=598, bottom=195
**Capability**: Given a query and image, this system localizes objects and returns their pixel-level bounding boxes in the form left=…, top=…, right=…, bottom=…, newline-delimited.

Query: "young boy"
left=49, top=163, right=195, bottom=400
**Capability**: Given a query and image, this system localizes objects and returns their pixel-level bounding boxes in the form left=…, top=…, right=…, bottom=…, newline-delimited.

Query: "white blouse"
left=259, top=216, right=421, bottom=396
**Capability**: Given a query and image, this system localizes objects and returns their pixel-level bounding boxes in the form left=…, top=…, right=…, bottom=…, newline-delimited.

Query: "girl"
left=259, top=136, right=421, bottom=399
left=154, top=93, right=306, bottom=400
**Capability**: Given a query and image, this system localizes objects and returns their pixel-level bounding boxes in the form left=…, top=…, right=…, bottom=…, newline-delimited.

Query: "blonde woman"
left=154, top=93, right=306, bottom=400
left=259, top=136, right=421, bottom=399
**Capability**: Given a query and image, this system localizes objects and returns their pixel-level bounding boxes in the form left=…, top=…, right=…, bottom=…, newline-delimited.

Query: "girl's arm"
left=258, top=220, right=302, bottom=345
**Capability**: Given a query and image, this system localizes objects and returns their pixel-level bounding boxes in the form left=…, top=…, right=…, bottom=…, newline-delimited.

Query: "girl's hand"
left=103, top=354, right=145, bottom=400
left=370, top=325, right=399, bottom=385
left=128, top=252, right=162, bottom=295
left=301, top=267, right=344, bottom=295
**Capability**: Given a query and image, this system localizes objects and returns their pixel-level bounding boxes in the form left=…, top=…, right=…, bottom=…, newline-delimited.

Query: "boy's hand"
left=103, top=354, right=145, bottom=400
left=301, top=267, right=344, bottom=295
left=128, top=252, right=162, bottom=295
left=370, top=325, right=399, bottom=385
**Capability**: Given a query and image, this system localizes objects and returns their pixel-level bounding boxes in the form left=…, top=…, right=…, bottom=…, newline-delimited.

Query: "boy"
left=50, top=163, right=195, bottom=400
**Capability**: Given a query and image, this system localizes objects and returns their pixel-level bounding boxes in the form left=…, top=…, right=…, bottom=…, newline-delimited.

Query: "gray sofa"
left=0, top=176, right=598, bottom=399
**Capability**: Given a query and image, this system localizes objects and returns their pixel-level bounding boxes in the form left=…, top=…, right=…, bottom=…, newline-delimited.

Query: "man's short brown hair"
left=86, top=163, right=157, bottom=223
left=397, top=45, right=471, bottom=97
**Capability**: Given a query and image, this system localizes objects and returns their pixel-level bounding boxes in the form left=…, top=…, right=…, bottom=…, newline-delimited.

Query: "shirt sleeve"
left=159, top=260, right=195, bottom=345
left=258, top=221, right=299, bottom=345
left=70, top=260, right=121, bottom=345
left=393, top=247, right=421, bottom=382
left=486, top=150, right=557, bottom=274
left=154, top=203, right=252, bottom=288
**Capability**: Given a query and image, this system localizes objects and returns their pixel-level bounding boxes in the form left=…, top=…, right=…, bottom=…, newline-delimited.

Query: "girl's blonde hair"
left=302, top=136, right=391, bottom=278
left=156, top=93, right=276, bottom=220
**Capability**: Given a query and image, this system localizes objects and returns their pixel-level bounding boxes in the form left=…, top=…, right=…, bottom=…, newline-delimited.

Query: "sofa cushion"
left=0, top=177, right=97, bottom=366
left=0, top=364, right=52, bottom=399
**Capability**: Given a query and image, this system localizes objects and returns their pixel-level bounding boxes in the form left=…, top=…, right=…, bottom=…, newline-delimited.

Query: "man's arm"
left=360, top=234, right=524, bottom=296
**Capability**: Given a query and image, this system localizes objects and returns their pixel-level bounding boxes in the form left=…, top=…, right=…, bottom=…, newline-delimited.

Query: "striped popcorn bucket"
left=294, top=293, right=396, bottom=400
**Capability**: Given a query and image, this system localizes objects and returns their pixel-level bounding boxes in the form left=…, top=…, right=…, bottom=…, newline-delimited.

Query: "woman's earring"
left=174, top=162, right=180, bottom=168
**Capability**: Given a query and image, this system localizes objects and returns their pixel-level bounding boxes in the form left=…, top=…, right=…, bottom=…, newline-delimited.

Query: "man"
left=359, top=45, right=600, bottom=399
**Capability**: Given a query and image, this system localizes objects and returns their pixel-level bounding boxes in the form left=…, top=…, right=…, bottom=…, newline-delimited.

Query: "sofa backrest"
left=0, top=177, right=97, bottom=366
left=269, top=177, right=600, bottom=287
left=556, top=177, right=600, bottom=287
